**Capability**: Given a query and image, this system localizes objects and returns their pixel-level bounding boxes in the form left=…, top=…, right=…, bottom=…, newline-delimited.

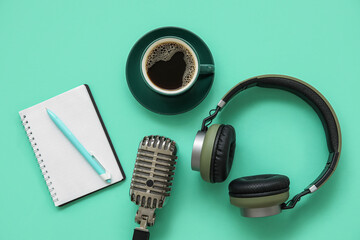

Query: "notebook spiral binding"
left=21, top=115, right=59, bottom=203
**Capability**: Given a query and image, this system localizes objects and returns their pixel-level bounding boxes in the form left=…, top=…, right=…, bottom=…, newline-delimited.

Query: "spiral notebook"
left=19, top=85, right=125, bottom=207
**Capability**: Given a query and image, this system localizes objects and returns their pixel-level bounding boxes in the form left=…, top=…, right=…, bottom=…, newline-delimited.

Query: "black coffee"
left=145, top=41, right=196, bottom=90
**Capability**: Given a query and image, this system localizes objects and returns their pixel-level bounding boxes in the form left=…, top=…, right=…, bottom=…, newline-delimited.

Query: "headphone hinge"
left=201, top=106, right=221, bottom=131
left=281, top=189, right=310, bottom=210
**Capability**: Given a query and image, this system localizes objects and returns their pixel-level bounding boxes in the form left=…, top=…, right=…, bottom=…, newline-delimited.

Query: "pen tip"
left=106, top=179, right=111, bottom=183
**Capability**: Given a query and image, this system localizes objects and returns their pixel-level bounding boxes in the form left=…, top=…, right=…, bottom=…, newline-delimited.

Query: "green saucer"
left=126, top=27, right=215, bottom=115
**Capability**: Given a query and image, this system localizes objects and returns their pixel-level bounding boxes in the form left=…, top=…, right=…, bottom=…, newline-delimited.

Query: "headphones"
left=191, top=75, right=341, bottom=218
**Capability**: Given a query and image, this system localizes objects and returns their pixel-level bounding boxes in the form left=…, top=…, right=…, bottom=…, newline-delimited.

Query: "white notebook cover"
left=19, top=85, right=125, bottom=206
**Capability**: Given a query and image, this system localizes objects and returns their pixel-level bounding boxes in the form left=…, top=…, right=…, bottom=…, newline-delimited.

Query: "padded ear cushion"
left=229, top=174, right=290, bottom=197
left=210, top=125, right=236, bottom=183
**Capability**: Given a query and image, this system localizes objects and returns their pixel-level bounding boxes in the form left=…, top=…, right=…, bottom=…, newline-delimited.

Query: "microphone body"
left=130, top=135, right=177, bottom=240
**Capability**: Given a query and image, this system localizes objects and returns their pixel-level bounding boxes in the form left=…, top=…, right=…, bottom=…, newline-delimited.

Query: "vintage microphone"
left=130, top=135, right=177, bottom=240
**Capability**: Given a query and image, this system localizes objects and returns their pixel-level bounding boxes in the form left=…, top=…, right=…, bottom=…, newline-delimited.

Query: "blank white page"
left=19, top=85, right=124, bottom=206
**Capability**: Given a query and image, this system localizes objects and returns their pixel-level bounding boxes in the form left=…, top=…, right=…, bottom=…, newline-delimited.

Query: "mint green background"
left=0, top=1, right=359, bottom=239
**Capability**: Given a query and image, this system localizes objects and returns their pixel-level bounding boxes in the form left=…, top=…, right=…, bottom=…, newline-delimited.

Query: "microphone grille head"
left=130, top=135, right=177, bottom=209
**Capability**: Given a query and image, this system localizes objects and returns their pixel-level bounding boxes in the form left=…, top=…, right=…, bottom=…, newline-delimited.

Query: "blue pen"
left=46, top=108, right=111, bottom=183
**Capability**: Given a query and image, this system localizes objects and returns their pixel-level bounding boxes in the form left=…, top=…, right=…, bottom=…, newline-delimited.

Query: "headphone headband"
left=201, top=74, right=341, bottom=209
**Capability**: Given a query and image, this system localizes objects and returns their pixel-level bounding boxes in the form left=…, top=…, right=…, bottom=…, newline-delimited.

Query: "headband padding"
left=222, top=76, right=340, bottom=153
left=210, top=125, right=236, bottom=183
left=228, top=174, right=290, bottom=197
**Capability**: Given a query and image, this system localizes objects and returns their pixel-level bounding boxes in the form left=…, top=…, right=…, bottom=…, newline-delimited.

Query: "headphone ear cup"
left=210, top=124, right=236, bottom=183
left=228, top=174, right=290, bottom=217
left=199, top=124, right=221, bottom=182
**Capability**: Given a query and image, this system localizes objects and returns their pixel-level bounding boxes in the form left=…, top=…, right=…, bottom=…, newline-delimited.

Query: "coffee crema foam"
left=146, top=41, right=196, bottom=87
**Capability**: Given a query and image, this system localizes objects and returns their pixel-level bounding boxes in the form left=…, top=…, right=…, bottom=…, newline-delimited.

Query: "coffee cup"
left=140, top=37, right=214, bottom=96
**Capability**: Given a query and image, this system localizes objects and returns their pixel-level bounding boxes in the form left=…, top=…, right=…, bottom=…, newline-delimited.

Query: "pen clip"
left=90, top=152, right=112, bottom=183
left=90, top=152, right=105, bottom=169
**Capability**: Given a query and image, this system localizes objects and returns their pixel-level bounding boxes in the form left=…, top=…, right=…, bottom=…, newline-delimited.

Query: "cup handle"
left=199, top=64, right=215, bottom=75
